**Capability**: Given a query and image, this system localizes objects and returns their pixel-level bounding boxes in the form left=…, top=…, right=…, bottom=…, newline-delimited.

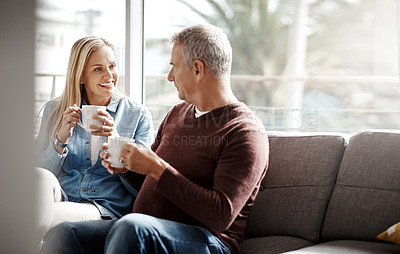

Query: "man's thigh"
left=106, top=214, right=231, bottom=254
left=41, top=219, right=117, bottom=254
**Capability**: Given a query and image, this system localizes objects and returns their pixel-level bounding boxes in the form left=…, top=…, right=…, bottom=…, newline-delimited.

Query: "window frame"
left=125, top=0, right=145, bottom=104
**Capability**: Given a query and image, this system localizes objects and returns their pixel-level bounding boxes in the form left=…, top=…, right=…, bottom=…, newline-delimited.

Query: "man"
left=41, top=24, right=268, bottom=254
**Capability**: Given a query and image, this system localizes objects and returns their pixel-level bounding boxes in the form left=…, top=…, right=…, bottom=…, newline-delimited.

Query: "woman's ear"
left=193, top=60, right=204, bottom=81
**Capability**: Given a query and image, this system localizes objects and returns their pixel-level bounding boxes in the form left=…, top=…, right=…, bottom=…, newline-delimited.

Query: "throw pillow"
left=377, top=222, right=400, bottom=245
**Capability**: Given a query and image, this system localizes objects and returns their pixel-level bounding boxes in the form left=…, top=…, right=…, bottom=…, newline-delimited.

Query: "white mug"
left=108, top=136, right=135, bottom=168
left=81, top=105, right=106, bottom=132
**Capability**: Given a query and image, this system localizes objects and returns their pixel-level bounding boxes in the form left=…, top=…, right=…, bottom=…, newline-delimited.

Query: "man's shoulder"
left=230, top=102, right=264, bottom=127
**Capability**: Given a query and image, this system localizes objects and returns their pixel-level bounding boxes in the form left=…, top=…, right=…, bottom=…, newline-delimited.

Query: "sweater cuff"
left=156, top=166, right=179, bottom=193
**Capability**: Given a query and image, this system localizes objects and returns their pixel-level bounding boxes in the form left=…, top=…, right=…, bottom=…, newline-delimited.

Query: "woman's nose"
left=104, top=68, right=113, bottom=79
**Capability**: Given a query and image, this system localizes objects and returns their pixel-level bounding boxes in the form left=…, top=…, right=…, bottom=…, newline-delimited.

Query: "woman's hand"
left=90, top=109, right=118, bottom=138
left=57, top=104, right=81, bottom=143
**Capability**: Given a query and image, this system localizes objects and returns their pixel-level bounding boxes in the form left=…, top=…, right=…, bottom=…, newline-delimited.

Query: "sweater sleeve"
left=155, top=126, right=269, bottom=232
left=120, top=171, right=147, bottom=192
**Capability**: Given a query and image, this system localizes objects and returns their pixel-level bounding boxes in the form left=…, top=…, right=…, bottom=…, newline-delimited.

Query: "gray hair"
left=170, top=24, right=232, bottom=79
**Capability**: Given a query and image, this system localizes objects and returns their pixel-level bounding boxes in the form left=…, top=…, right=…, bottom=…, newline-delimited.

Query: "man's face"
left=167, top=43, right=196, bottom=103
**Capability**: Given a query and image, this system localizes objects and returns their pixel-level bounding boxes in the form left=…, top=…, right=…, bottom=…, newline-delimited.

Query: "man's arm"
left=156, top=129, right=268, bottom=231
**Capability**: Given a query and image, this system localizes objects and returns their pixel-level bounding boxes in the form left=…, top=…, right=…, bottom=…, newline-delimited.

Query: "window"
left=143, top=0, right=400, bottom=132
left=35, top=0, right=400, bottom=134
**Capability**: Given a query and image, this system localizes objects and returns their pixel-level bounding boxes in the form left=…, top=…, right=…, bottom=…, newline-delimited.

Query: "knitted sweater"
left=124, top=102, right=269, bottom=254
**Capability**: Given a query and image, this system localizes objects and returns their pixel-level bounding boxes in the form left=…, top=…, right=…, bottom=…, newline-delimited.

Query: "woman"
left=35, top=36, right=154, bottom=240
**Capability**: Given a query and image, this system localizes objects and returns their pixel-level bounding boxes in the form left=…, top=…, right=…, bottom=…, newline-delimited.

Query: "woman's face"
left=81, top=45, right=119, bottom=106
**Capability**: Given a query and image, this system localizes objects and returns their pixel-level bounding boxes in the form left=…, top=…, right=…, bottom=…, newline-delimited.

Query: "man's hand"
left=100, top=143, right=129, bottom=175
left=100, top=143, right=169, bottom=181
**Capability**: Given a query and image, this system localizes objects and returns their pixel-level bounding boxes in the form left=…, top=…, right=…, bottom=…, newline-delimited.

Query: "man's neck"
left=195, top=90, right=238, bottom=111
left=195, top=78, right=238, bottom=111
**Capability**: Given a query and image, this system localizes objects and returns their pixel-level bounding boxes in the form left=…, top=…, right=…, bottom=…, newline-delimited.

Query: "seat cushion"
left=245, top=133, right=346, bottom=241
left=240, top=236, right=313, bottom=254
left=322, top=131, right=400, bottom=241
left=282, top=240, right=400, bottom=253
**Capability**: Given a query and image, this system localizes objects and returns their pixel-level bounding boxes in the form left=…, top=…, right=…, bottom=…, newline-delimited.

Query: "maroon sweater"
left=124, top=102, right=269, bottom=254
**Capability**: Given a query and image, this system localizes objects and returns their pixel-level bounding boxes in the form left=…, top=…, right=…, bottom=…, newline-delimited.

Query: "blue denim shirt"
left=35, top=97, right=154, bottom=219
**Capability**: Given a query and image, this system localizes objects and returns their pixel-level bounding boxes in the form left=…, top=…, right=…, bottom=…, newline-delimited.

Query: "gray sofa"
left=240, top=130, right=400, bottom=254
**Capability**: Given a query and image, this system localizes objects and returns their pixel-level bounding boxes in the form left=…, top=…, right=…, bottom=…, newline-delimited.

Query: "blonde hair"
left=43, top=36, right=124, bottom=141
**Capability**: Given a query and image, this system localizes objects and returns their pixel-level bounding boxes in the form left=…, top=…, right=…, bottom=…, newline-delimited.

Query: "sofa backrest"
left=245, top=133, right=346, bottom=242
left=322, top=131, right=400, bottom=241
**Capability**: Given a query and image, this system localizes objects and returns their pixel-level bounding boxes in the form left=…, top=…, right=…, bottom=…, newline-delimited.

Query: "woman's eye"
left=110, top=64, right=117, bottom=69
left=94, top=67, right=102, bottom=72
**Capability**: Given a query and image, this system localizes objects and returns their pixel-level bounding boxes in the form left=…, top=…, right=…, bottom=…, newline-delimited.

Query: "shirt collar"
left=106, top=97, right=119, bottom=113
left=194, top=107, right=210, bottom=118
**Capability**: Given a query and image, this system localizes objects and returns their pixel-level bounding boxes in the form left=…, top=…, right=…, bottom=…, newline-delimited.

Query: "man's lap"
left=105, top=214, right=231, bottom=254
left=41, top=214, right=230, bottom=254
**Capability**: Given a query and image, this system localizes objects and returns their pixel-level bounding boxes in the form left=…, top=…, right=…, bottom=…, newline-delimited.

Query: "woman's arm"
left=35, top=101, right=67, bottom=176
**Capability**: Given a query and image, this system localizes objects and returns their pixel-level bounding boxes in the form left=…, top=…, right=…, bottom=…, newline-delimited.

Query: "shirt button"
left=86, top=141, right=89, bottom=144
left=86, top=158, right=90, bottom=160
left=91, top=189, right=96, bottom=192
left=82, top=188, right=87, bottom=191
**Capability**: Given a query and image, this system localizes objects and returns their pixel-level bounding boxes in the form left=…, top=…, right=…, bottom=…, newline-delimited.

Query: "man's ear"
left=193, top=60, right=204, bottom=81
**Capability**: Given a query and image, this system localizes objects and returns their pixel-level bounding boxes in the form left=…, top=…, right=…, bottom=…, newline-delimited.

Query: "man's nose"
left=167, top=70, right=174, bottom=82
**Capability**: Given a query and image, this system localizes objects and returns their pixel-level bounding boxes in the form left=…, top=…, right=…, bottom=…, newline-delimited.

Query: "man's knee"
left=114, top=213, right=149, bottom=230
left=106, top=214, right=160, bottom=253
left=111, top=213, right=157, bottom=238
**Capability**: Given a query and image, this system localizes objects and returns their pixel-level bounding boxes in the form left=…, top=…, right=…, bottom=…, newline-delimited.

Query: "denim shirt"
left=35, top=97, right=154, bottom=219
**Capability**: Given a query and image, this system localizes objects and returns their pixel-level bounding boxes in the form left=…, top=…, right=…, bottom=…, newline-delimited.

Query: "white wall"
left=0, top=0, right=39, bottom=253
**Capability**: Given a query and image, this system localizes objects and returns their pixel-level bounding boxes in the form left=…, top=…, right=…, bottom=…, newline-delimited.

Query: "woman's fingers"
left=92, top=110, right=114, bottom=127
left=90, top=110, right=117, bottom=137
left=63, top=105, right=81, bottom=125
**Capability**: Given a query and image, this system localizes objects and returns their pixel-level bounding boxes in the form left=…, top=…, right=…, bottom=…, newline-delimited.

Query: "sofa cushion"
left=245, top=133, right=346, bottom=241
left=282, top=240, right=400, bottom=253
left=240, top=236, right=313, bottom=254
left=322, top=131, right=400, bottom=241
left=377, top=221, right=400, bottom=245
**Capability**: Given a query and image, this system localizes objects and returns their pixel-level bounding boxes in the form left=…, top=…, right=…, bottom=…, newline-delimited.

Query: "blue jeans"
left=41, top=219, right=116, bottom=254
left=41, top=214, right=231, bottom=254
left=105, top=213, right=231, bottom=254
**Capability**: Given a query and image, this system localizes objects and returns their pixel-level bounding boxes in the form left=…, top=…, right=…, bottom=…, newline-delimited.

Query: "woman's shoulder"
left=117, top=97, right=143, bottom=108
left=116, top=97, right=149, bottom=114
left=42, top=98, right=59, bottom=114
